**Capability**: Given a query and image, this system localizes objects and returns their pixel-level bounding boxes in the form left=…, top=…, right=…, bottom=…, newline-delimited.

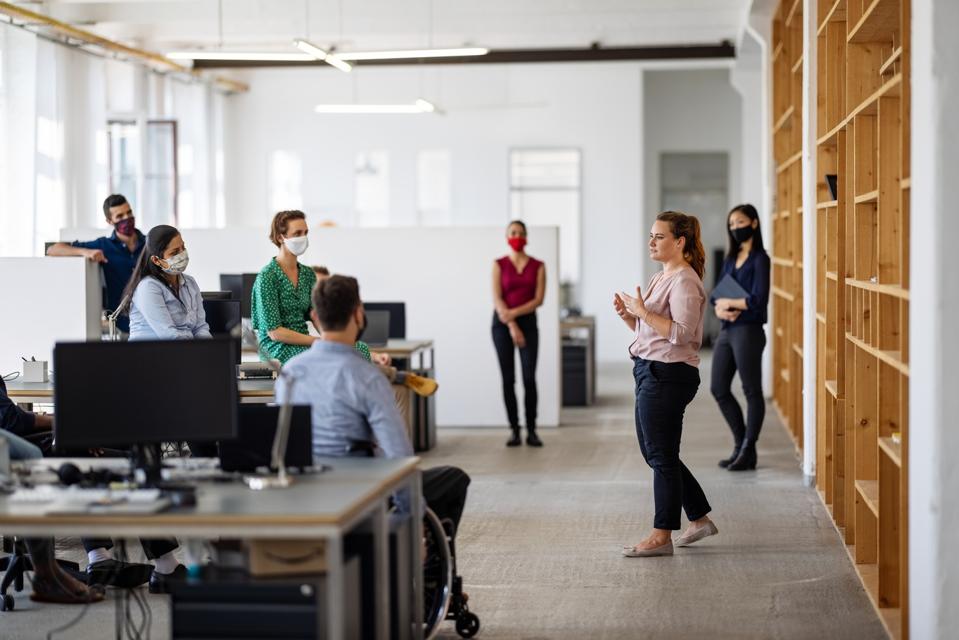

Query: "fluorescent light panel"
left=336, top=47, right=489, bottom=61
left=315, top=98, right=437, bottom=114
left=293, top=39, right=352, bottom=72
left=166, top=51, right=314, bottom=61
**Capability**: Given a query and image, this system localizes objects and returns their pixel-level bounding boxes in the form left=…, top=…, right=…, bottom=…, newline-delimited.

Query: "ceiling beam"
left=190, top=42, right=735, bottom=69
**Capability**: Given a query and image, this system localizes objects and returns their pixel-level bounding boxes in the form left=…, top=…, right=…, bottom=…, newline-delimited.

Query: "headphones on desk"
left=56, top=462, right=128, bottom=487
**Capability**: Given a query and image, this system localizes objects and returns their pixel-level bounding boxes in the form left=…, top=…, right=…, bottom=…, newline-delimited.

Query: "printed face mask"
left=284, top=235, right=309, bottom=256
left=508, top=237, right=527, bottom=252
left=161, top=249, right=190, bottom=274
left=115, top=217, right=136, bottom=236
left=731, top=226, right=755, bottom=243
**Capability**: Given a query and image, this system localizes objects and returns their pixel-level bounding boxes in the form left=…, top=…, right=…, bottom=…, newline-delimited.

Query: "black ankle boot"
left=506, top=428, right=522, bottom=447
left=718, top=443, right=742, bottom=468
left=727, top=440, right=757, bottom=471
left=525, top=427, right=543, bottom=447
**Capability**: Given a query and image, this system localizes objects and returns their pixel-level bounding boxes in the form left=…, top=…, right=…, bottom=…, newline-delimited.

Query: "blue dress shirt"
left=128, top=275, right=212, bottom=341
left=71, top=230, right=145, bottom=332
left=711, top=249, right=771, bottom=327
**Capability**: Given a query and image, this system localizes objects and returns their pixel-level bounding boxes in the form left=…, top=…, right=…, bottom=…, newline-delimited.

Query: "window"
left=108, top=119, right=179, bottom=227
left=269, top=150, right=303, bottom=212
left=354, top=150, right=390, bottom=227
left=509, top=149, right=582, bottom=300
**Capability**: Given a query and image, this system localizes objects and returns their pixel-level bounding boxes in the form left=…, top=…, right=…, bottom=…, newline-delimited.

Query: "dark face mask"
left=355, top=311, right=367, bottom=342
left=115, top=216, right=136, bottom=237
left=731, top=226, right=755, bottom=244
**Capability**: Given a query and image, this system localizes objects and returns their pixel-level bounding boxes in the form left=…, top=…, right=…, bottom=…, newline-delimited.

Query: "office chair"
left=0, top=540, right=82, bottom=611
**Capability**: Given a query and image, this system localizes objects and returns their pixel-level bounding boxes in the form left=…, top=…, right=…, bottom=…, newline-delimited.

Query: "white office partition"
left=0, top=257, right=101, bottom=375
left=60, top=226, right=562, bottom=427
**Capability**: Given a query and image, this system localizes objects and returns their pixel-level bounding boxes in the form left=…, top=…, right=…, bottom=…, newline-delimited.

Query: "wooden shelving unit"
left=810, top=0, right=911, bottom=637
left=771, top=0, right=805, bottom=448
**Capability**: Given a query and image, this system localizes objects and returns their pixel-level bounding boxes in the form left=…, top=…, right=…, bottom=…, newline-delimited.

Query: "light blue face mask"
left=160, top=249, right=190, bottom=274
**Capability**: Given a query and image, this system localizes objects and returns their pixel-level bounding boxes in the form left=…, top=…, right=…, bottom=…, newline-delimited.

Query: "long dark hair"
left=120, top=225, right=182, bottom=313
left=657, top=211, right=706, bottom=280
left=726, top=203, right=765, bottom=260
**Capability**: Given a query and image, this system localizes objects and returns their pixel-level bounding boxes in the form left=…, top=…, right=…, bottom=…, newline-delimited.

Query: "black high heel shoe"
left=506, top=428, right=522, bottom=447
left=727, top=440, right=757, bottom=471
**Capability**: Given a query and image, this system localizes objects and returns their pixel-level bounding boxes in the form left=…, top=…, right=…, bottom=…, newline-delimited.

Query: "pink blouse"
left=628, top=266, right=706, bottom=367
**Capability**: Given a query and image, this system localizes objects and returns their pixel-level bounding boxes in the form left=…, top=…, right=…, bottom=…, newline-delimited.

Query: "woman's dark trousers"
left=491, top=313, right=539, bottom=430
left=633, top=357, right=711, bottom=530
left=710, top=323, right=767, bottom=448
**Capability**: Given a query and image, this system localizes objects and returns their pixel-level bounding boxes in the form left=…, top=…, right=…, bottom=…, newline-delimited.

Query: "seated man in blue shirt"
left=46, top=194, right=145, bottom=333
left=277, top=275, right=470, bottom=534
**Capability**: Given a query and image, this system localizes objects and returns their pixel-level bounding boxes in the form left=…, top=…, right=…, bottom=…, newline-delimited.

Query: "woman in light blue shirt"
left=123, top=225, right=211, bottom=341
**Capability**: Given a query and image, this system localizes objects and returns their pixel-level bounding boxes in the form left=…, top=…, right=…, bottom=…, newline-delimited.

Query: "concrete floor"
left=1, top=354, right=885, bottom=639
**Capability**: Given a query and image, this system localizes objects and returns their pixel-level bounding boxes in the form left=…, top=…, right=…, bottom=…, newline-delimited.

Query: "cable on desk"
left=1, top=371, right=19, bottom=381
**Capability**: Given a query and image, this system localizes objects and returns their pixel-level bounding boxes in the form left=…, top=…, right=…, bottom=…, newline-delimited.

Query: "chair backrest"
left=363, top=302, right=406, bottom=339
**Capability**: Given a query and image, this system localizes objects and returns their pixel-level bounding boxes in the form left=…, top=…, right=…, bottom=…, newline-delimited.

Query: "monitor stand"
left=131, top=443, right=164, bottom=487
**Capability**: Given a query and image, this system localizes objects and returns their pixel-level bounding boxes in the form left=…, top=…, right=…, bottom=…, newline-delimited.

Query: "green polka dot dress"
left=251, top=258, right=372, bottom=364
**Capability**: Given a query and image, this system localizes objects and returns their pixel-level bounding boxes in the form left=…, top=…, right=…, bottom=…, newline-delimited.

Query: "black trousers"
left=422, top=466, right=471, bottom=535
left=710, top=323, right=767, bottom=445
left=633, top=357, right=711, bottom=531
left=491, top=312, right=539, bottom=430
left=81, top=537, right=178, bottom=560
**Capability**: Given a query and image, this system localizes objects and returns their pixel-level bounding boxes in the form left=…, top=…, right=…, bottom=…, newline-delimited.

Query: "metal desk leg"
left=409, top=470, right=424, bottom=640
left=372, top=501, right=390, bottom=640
left=325, top=533, right=344, bottom=639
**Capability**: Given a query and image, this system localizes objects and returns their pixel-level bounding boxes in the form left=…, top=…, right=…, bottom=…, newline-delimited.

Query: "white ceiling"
left=36, top=0, right=751, bottom=54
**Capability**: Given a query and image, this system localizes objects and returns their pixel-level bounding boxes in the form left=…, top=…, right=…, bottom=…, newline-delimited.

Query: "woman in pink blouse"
left=614, top=211, right=719, bottom=557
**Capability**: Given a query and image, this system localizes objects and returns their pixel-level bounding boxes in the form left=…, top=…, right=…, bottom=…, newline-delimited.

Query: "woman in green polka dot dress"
left=251, top=210, right=376, bottom=364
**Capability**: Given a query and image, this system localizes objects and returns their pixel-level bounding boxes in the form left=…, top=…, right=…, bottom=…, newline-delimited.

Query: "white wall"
left=222, top=62, right=644, bottom=364
left=61, top=225, right=561, bottom=429
left=0, top=258, right=101, bottom=375
left=909, top=0, right=959, bottom=636
left=643, top=68, right=744, bottom=281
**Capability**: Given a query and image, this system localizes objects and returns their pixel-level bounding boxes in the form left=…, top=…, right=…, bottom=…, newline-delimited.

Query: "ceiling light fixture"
left=166, top=51, right=315, bottom=61
left=315, top=98, right=438, bottom=114
left=335, top=47, right=488, bottom=61
left=293, top=39, right=352, bottom=72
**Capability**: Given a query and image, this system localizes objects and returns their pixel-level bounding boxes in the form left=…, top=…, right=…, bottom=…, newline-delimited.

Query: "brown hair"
left=269, top=210, right=306, bottom=247
left=312, top=265, right=330, bottom=276
left=311, top=274, right=360, bottom=331
left=656, top=211, right=706, bottom=279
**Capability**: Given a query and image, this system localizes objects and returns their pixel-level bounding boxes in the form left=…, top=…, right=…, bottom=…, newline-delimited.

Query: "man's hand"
left=83, top=248, right=108, bottom=263
left=371, top=351, right=392, bottom=367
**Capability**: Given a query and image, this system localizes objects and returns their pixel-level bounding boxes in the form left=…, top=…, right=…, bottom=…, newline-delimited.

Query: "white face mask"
left=160, top=249, right=189, bottom=274
left=284, top=235, right=309, bottom=256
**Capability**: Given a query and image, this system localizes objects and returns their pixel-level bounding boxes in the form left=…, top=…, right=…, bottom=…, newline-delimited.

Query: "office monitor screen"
left=53, top=338, right=238, bottom=449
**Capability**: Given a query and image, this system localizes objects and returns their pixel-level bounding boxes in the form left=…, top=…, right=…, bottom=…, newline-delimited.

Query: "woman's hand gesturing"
left=616, top=287, right=647, bottom=320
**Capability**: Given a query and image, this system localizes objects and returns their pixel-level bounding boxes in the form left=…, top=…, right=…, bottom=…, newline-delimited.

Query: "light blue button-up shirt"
left=276, top=340, right=413, bottom=461
left=128, top=275, right=212, bottom=341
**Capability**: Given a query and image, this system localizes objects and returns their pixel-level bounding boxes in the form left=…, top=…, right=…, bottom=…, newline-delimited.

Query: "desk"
left=374, top=341, right=436, bottom=452
left=560, top=316, right=596, bottom=406
left=2, top=456, right=424, bottom=640
left=5, top=380, right=277, bottom=407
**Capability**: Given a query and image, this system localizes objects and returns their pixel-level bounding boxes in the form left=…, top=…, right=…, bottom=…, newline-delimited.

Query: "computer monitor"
left=53, top=339, right=238, bottom=480
left=220, top=274, right=257, bottom=318
left=363, top=310, right=390, bottom=348
left=218, top=405, right=313, bottom=473
left=364, top=302, right=406, bottom=339
left=201, top=290, right=233, bottom=300
left=202, top=298, right=242, bottom=364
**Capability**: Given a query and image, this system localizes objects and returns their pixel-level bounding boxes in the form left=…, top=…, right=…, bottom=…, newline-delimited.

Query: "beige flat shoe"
left=622, top=539, right=673, bottom=557
left=675, top=521, right=719, bottom=547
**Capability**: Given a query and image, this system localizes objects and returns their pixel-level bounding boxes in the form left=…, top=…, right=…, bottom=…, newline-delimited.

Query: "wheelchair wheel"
left=422, top=508, right=453, bottom=640
left=455, top=611, right=480, bottom=638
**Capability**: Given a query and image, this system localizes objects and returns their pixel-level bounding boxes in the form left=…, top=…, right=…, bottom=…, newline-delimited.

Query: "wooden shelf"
left=774, top=105, right=795, bottom=133
left=792, top=343, right=804, bottom=359
left=776, top=150, right=803, bottom=174
left=856, top=480, right=880, bottom=517
left=844, top=277, right=910, bottom=300
left=772, top=286, right=796, bottom=302
left=901, top=177, right=911, bottom=190
left=854, top=190, right=879, bottom=204
left=791, top=55, right=804, bottom=74
left=817, top=0, right=847, bottom=36
left=879, top=437, right=902, bottom=467
left=817, top=312, right=826, bottom=324
left=776, top=327, right=784, bottom=338
left=850, top=73, right=902, bottom=119
left=848, top=0, right=901, bottom=44
left=846, top=332, right=910, bottom=376
left=879, top=46, right=903, bottom=76
left=817, top=200, right=839, bottom=209
left=817, top=119, right=845, bottom=147
left=785, top=0, right=802, bottom=25
left=780, top=368, right=791, bottom=383
left=772, top=41, right=784, bottom=61
left=772, top=256, right=795, bottom=267
left=826, top=270, right=838, bottom=282
left=825, top=379, right=839, bottom=398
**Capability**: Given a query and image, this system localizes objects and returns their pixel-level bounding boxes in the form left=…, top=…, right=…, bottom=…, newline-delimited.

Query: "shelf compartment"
left=878, top=436, right=902, bottom=467
left=825, top=379, right=839, bottom=398
left=848, top=0, right=901, bottom=44
left=817, top=199, right=839, bottom=209
left=845, top=277, right=909, bottom=300
left=846, top=332, right=909, bottom=376
left=879, top=46, right=902, bottom=76
left=817, top=0, right=848, bottom=36
left=856, top=480, right=880, bottom=517
left=854, top=190, right=879, bottom=204
left=774, top=105, right=796, bottom=133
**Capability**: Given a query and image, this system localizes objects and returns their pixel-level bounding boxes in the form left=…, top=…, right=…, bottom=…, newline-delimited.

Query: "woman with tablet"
left=709, top=204, right=771, bottom=471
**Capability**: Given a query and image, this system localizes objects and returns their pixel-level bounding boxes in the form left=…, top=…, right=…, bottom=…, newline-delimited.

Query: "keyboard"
left=8, top=486, right=170, bottom=514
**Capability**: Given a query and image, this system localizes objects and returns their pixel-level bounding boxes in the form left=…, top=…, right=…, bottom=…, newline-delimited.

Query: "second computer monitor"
left=53, top=338, right=239, bottom=450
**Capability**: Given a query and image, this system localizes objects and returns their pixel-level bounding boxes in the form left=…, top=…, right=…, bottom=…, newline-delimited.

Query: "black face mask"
left=731, top=226, right=755, bottom=243
left=356, top=311, right=367, bottom=342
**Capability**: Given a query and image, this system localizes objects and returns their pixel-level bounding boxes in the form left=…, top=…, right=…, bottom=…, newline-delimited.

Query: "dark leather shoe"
left=506, top=429, right=522, bottom=447
left=148, top=564, right=187, bottom=595
left=85, top=558, right=153, bottom=589
left=718, top=444, right=741, bottom=468
left=727, top=441, right=757, bottom=471
left=526, top=430, right=543, bottom=447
